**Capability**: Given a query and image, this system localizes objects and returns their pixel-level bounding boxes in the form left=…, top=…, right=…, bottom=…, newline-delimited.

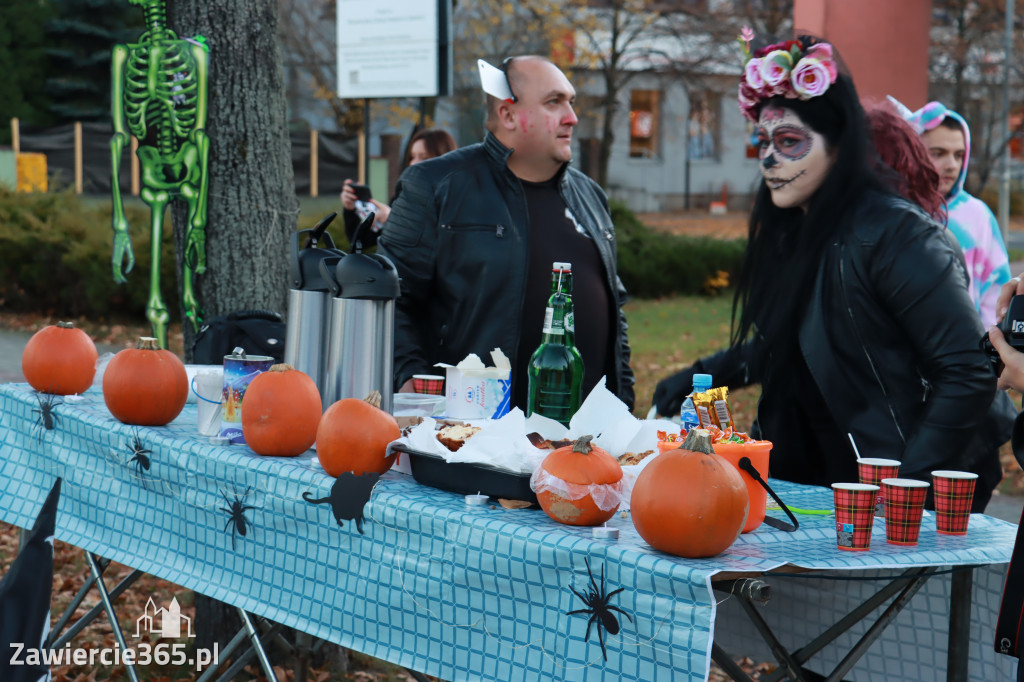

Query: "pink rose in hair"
left=791, top=58, right=832, bottom=99
left=804, top=44, right=838, bottom=82
left=744, top=58, right=765, bottom=90
left=759, top=50, right=793, bottom=88
left=738, top=83, right=759, bottom=121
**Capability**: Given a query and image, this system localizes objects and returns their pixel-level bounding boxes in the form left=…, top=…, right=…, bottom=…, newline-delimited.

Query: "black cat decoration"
left=302, top=472, right=381, bottom=535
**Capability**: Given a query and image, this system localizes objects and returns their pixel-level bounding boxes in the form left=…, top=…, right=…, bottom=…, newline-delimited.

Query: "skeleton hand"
left=185, top=227, right=207, bottom=274
left=111, top=231, right=135, bottom=283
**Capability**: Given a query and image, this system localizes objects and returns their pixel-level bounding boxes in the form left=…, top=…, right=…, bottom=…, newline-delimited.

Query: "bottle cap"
left=693, top=373, right=713, bottom=390
left=551, top=262, right=572, bottom=272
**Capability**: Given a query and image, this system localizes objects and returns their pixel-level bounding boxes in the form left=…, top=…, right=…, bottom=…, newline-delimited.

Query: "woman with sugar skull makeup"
left=653, top=34, right=1005, bottom=511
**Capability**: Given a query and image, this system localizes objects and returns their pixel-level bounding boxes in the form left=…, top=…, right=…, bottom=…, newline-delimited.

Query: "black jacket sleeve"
left=377, top=167, right=437, bottom=389
left=652, top=340, right=763, bottom=417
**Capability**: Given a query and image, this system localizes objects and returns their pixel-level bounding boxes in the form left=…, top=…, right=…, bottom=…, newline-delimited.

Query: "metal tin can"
left=220, top=348, right=274, bottom=444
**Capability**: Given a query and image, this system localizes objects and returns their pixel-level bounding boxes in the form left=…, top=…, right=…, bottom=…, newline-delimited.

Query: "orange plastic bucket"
left=712, top=441, right=773, bottom=533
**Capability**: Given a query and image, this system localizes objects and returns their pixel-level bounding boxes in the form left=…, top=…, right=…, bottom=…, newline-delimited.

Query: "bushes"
left=612, top=201, right=747, bottom=299
left=0, top=191, right=743, bottom=320
left=0, top=188, right=177, bottom=319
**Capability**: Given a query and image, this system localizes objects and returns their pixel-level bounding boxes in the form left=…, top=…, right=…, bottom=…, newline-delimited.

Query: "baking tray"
left=391, top=443, right=538, bottom=503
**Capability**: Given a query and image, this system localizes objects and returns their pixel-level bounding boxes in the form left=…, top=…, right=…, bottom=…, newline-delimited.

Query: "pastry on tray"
left=526, top=432, right=574, bottom=451
left=436, top=423, right=482, bottom=452
left=617, top=450, right=654, bottom=466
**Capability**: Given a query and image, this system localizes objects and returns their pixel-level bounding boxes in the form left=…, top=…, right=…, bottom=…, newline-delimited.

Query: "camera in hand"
left=980, top=294, right=1024, bottom=375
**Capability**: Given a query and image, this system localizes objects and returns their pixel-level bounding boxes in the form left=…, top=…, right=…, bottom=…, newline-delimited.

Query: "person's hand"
left=988, top=325, right=1024, bottom=391
left=996, top=275, right=1024, bottom=323
left=652, top=368, right=697, bottom=417
left=398, top=379, right=415, bottom=393
left=370, top=199, right=391, bottom=226
left=341, top=179, right=357, bottom=211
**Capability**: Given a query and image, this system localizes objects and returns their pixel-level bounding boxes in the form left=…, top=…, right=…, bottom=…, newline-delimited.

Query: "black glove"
left=653, top=367, right=697, bottom=418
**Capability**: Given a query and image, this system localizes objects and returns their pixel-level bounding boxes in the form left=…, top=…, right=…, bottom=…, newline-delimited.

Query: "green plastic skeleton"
left=110, top=0, right=209, bottom=347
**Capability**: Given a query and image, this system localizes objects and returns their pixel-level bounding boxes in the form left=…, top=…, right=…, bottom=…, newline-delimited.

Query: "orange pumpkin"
left=22, top=321, right=98, bottom=395
left=316, top=392, right=400, bottom=476
left=535, top=435, right=624, bottom=526
left=103, top=337, right=188, bottom=426
left=242, top=364, right=322, bottom=456
left=631, top=428, right=748, bottom=558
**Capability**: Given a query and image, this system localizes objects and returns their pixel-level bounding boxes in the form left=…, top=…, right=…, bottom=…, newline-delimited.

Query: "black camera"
left=980, top=294, right=1024, bottom=375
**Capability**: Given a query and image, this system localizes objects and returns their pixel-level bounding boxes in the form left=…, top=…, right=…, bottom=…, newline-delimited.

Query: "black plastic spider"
left=567, top=557, right=632, bottom=661
left=125, top=428, right=152, bottom=488
left=31, top=392, right=62, bottom=441
left=220, top=487, right=256, bottom=551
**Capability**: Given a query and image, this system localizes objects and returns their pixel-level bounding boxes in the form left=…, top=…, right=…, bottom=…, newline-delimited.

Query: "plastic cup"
left=412, top=374, right=445, bottom=396
left=857, top=458, right=901, bottom=516
left=192, top=372, right=223, bottom=437
left=932, top=470, right=978, bottom=535
left=881, top=478, right=930, bottom=545
left=832, top=483, right=879, bottom=551
left=393, top=392, right=445, bottom=417
left=713, top=440, right=773, bottom=533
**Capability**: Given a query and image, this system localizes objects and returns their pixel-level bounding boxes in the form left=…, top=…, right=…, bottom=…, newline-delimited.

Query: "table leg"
left=947, top=567, right=974, bottom=682
left=712, top=642, right=757, bottom=682
left=239, top=609, right=278, bottom=681
left=85, top=552, right=140, bottom=682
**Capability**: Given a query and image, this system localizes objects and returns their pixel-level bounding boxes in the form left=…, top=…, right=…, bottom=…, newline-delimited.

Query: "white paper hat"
left=477, top=59, right=516, bottom=102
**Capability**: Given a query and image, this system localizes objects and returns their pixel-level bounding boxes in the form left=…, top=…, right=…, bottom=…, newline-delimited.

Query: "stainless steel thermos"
left=285, top=213, right=343, bottom=407
left=320, top=249, right=400, bottom=414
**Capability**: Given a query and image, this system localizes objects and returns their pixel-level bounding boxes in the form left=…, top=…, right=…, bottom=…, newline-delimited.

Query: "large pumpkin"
left=316, top=392, right=400, bottom=476
left=243, top=364, right=322, bottom=456
left=533, top=435, right=624, bottom=526
left=630, top=428, right=748, bottom=558
left=22, top=321, right=98, bottom=395
left=103, top=337, right=188, bottom=426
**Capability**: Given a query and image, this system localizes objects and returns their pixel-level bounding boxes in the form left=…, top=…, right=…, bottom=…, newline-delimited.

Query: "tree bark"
left=166, top=0, right=298, bottom=649
left=169, top=0, right=299, bottom=359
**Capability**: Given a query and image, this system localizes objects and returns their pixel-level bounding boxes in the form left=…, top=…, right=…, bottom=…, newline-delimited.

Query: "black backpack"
left=192, top=310, right=287, bottom=364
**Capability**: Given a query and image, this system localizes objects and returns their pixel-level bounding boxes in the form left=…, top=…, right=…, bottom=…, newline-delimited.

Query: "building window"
left=687, top=91, right=720, bottom=160
left=629, top=90, right=660, bottom=159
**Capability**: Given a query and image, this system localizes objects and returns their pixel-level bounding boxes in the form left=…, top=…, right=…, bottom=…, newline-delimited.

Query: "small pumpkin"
left=533, top=435, right=624, bottom=526
left=22, top=321, right=98, bottom=395
left=630, top=428, right=748, bottom=558
left=103, top=337, right=188, bottom=426
left=316, top=391, right=400, bottom=476
left=242, top=364, right=322, bottom=456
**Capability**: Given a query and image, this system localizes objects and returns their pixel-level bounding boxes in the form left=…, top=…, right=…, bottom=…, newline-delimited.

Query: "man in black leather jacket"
left=378, top=56, right=634, bottom=410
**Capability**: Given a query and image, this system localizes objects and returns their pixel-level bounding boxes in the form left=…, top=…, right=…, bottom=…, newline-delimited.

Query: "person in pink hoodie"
left=898, top=100, right=1012, bottom=327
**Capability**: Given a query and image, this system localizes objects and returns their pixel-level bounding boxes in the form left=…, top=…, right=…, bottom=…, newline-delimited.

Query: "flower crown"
left=736, top=28, right=839, bottom=122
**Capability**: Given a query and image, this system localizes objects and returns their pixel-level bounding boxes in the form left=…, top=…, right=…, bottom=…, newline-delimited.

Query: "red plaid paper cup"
left=881, top=478, right=930, bottom=546
left=931, top=470, right=978, bottom=535
left=857, top=458, right=901, bottom=516
left=831, top=483, right=879, bottom=551
left=412, top=374, right=445, bottom=396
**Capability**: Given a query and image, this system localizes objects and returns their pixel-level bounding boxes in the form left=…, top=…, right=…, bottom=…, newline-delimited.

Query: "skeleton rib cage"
left=123, top=35, right=201, bottom=156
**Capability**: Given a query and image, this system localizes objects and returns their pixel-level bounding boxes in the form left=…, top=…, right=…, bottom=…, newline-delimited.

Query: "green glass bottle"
left=527, top=263, right=584, bottom=426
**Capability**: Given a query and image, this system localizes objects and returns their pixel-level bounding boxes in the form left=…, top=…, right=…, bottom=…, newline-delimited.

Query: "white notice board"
left=336, top=0, right=449, bottom=98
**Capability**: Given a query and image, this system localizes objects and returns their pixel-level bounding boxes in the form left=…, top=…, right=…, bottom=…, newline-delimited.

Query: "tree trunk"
left=166, top=0, right=298, bottom=649
left=169, top=0, right=299, bottom=359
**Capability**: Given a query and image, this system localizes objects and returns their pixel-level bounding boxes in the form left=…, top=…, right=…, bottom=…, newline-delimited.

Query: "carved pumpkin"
left=22, top=321, right=98, bottom=395
left=533, top=435, right=624, bottom=526
left=630, top=428, right=748, bottom=558
left=316, top=391, right=400, bottom=476
left=242, top=364, right=322, bottom=456
left=103, top=337, right=187, bottom=426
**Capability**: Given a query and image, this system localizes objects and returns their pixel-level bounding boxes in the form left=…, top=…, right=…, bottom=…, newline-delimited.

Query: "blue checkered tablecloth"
left=0, top=382, right=1017, bottom=680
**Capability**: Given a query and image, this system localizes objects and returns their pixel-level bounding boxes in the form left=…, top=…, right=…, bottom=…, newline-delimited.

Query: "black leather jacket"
left=665, top=192, right=1000, bottom=486
left=378, top=133, right=635, bottom=409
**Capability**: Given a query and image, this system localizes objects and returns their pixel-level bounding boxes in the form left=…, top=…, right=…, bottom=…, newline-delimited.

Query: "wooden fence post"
left=310, top=129, right=318, bottom=198
left=11, top=117, right=19, bottom=154
left=74, top=121, right=83, bottom=194
left=130, top=135, right=140, bottom=196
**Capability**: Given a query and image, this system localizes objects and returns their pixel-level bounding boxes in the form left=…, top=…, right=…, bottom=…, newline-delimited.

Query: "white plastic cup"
left=194, top=371, right=223, bottom=437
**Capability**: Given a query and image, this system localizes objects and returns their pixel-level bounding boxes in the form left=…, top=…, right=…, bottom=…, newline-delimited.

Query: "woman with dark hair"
left=340, top=127, right=457, bottom=247
left=653, top=34, right=1004, bottom=510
